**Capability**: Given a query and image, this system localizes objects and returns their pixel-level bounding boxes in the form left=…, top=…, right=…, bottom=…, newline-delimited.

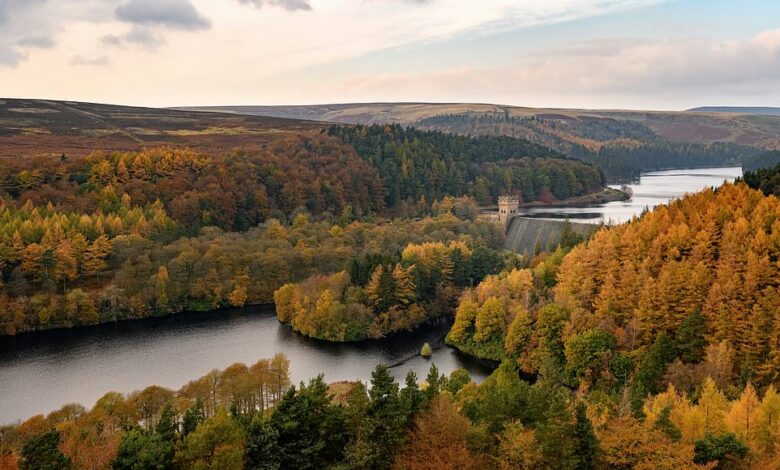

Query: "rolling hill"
left=0, top=98, right=324, bottom=158
left=688, top=106, right=780, bottom=116
left=178, top=102, right=780, bottom=149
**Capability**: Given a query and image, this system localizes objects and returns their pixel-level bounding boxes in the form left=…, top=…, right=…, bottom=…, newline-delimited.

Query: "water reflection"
left=521, top=167, right=743, bottom=224
left=0, top=308, right=493, bottom=424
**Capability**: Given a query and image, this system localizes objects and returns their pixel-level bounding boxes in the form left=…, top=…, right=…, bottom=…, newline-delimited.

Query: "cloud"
left=238, top=0, right=312, bottom=12
left=103, top=26, right=166, bottom=50
left=71, top=55, right=111, bottom=66
left=17, top=35, right=55, bottom=49
left=116, top=0, right=211, bottom=30
left=101, top=35, right=123, bottom=46
left=0, top=0, right=44, bottom=24
left=0, top=45, right=24, bottom=66
left=330, top=28, right=780, bottom=107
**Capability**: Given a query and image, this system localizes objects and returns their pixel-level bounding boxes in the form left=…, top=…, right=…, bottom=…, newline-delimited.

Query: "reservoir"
left=0, top=309, right=492, bottom=424
left=521, top=166, right=743, bottom=224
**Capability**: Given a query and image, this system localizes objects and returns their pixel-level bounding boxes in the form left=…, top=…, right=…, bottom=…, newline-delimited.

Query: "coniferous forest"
left=414, top=113, right=758, bottom=181
left=0, top=125, right=601, bottom=335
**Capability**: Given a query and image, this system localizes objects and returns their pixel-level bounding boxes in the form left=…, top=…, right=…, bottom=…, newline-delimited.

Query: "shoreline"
left=480, top=186, right=630, bottom=213
left=519, top=187, right=630, bottom=208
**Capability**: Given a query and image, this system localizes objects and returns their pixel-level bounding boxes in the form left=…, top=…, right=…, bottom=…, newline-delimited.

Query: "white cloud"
left=115, top=0, right=210, bottom=30
left=325, top=28, right=780, bottom=109
left=238, top=0, right=312, bottom=11
left=6, top=0, right=776, bottom=110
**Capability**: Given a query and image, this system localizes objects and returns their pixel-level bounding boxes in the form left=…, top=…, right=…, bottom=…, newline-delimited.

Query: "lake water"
left=0, top=166, right=743, bottom=425
left=521, top=166, right=743, bottom=224
left=0, top=309, right=493, bottom=424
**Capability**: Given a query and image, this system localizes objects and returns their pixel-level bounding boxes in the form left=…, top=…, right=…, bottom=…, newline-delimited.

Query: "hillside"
left=448, top=182, right=780, bottom=390
left=183, top=102, right=773, bottom=181
left=180, top=102, right=780, bottom=149
left=688, top=106, right=780, bottom=116
left=1, top=105, right=606, bottom=336
left=0, top=98, right=324, bottom=158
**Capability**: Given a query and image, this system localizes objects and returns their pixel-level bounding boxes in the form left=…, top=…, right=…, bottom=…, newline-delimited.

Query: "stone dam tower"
left=497, top=194, right=519, bottom=230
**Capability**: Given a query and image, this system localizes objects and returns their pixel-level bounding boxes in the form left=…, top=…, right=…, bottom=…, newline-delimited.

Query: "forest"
left=742, top=151, right=780, bottom=172
left=328, top=124, right=605, bottom=206
left=414, top=113, right=758, bottom=181
left=275, top=236, right=508, bottom=341
left=4, top=111, right=780, bottom=468
left=3, top=162, right=780, bottom=469
left=0, top=123, right=606, bottom=335
left=742, top=160, right=780, bottom=196
left=0, top=193, right=505, bottom=335
left=6, top=347, right=780, bottom=468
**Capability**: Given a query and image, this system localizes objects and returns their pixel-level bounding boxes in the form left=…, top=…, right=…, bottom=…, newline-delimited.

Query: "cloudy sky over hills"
left=1, top=0, right=779, bottom=109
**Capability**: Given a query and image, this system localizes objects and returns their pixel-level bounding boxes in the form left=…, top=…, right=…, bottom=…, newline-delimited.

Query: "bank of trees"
left=275, top=239, right=508, bottom=341
left=0, top=130, right=597, bottom=335
left=328, top=124, right=604, bottom=207
left=742, top=150, right=780, bottom=172
left=742, top=160, right=780, bottom=197
left=12, top=352, right=780, bottom=468
left=448, top=183, right=780, bottom=425
left=415, top=113, right=757, bottom=181
left=0, top=198, right=504, bottom=334
left=1, top=140, right=386, bottom=233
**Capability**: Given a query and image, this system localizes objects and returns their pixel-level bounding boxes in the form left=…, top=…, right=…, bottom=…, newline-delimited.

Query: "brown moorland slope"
left=183, top=102, right=780, bottom=149
left=0, top=98, right=325, bottom=158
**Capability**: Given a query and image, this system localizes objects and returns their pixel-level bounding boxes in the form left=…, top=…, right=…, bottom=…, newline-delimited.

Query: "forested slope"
left=742, top=161, right=780, bottom=198
left=0, top=121, right=602, bottom=335
left=415, top=113, right=757, bottom=181
left=449, top=182, right=780, bottom=399
left=329, top=124, right=605, bottom=207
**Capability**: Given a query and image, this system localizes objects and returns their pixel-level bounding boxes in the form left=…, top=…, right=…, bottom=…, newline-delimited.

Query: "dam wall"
left=505, top=217, right=598, bottom=255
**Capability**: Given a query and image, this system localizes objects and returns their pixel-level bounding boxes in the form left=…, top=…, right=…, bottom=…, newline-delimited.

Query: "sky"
left=1, top=0, right=779, bottom=110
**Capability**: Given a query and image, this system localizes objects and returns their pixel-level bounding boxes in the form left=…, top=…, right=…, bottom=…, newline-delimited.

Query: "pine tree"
left=675, top=308, right=707, bottom=363
left=391, top=264, right=416, bottom=306
left=182, top=398, right=204, bottom=437
left=367, top=364, right=406, bottom=470
left=699, top=377, right=729, bottom=436
left=82, top=234, right=111, bottom=278
left=757, top=384, right=780, bottom=456
left=572, top=402, right=600, bottom=470
left=367, top=265, right=395, bottom=313
left=726, top=383, right=761, bottom=449
left=400, top=370, right=423, bottom=417
left=19, top=430, right=72, bottom=470
left=245, top=416, right=280, bottom=470
left=653, top=404, right=683, bottom=442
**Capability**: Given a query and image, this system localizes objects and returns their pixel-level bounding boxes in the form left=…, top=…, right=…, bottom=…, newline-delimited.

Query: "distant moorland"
left=183, top=102, right=780, bottom=180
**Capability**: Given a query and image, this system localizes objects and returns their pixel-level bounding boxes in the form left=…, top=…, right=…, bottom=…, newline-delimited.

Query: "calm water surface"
left=0, top=309, right=493, bottom=424
left=521, top=166, right=743, bottom=224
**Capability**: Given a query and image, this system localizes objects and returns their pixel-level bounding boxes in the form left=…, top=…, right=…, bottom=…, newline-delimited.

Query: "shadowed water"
left=0, top=308, right=493, bottom=424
